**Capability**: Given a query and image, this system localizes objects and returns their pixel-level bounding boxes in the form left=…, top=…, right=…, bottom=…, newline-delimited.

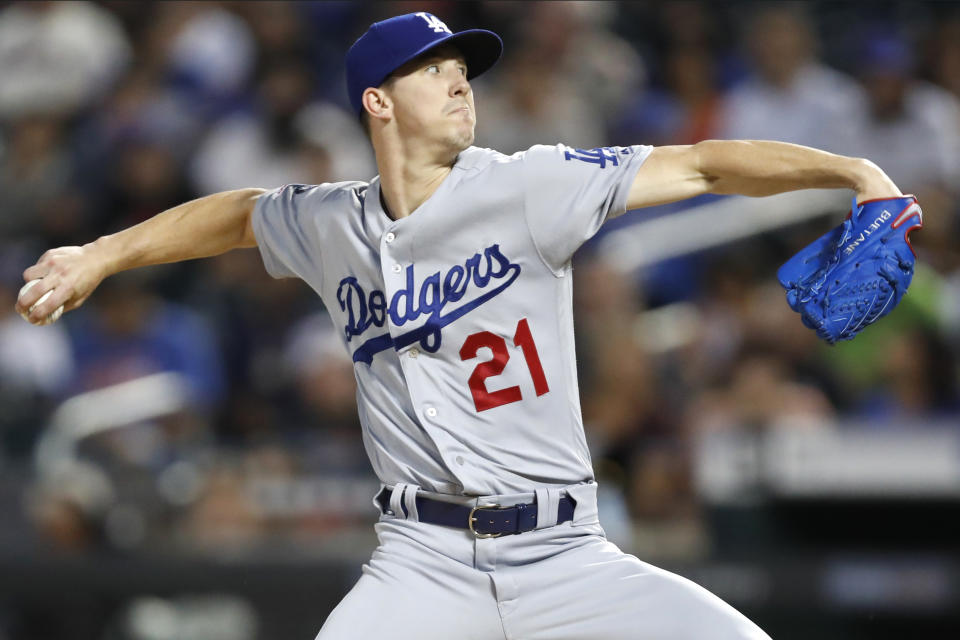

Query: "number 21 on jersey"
left=459, top=318, right=549, bottom=412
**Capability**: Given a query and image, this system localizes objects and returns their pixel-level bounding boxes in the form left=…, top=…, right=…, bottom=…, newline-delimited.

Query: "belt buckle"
left=468, top=503, right=502, bottom=538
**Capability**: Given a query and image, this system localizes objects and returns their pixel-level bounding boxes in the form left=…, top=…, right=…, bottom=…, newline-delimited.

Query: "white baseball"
left=18, top=279, right=65, bottom=326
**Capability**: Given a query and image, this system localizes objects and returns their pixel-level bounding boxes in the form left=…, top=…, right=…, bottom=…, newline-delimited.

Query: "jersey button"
left=425, top=406, right=438, bottom=418
left=456, top=456, right=465, bottom=466
left=409, top=348, right=419, bottom=358
left=391, top=264, right=402, bottom=273
left=385, top=232, right=396, bottom=243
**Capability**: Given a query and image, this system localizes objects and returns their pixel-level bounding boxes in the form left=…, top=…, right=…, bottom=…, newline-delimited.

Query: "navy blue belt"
left=375, top=487, right=577, bottom=538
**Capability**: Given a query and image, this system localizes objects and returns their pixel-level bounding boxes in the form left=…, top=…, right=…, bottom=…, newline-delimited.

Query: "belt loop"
left=403, top=484, right=420, bottom=522
left=566, top=482, right=598, bottom=524
left=373, top=485, right=389, bottom=513
left=535, top=488, right=561, bottom=529
left=389, top=483, right=411, bottom=518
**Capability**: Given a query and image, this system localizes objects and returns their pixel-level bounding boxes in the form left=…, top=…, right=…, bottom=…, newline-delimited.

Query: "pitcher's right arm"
left=16, top=188, right=266, bottom=324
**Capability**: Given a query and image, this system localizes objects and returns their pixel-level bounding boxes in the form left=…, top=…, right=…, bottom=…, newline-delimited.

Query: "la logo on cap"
left=416, top=12, right=452, bottom=34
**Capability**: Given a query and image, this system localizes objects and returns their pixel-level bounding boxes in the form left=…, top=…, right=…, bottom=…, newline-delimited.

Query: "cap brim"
left=399, top=29, right=503, bottom=82
left=445, top=30, right=503, bottom=80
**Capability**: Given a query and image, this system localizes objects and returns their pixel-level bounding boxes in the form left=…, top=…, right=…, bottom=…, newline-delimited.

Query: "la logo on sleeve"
left=416, top=12, right=452, bottom=34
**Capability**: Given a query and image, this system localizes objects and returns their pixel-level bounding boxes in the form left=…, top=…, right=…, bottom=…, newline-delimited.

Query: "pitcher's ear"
left=362, top=87, right=392, bottom=123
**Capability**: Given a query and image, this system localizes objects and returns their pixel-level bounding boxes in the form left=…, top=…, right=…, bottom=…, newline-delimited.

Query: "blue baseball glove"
left=777, top=195, right=923, bottom=344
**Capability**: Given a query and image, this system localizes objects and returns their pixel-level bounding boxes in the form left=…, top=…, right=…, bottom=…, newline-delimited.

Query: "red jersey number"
left=459, top=318, right=550, bottom=412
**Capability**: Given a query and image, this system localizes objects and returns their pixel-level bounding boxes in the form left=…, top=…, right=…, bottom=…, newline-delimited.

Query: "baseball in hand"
left=18, top=279, right=64, bottom=326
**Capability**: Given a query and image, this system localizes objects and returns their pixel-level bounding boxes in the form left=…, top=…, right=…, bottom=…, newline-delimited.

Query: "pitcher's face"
left=386, top=46, right=476, bottom=152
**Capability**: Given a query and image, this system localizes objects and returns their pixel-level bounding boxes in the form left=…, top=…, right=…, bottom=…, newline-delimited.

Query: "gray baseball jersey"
left=253, top=143, right=772, bottom=640
left=252, top=143, right=651, bottom=496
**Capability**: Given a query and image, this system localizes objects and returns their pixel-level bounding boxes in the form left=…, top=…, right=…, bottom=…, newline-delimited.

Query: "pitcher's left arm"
left=626, top=140, right=902, bottom=210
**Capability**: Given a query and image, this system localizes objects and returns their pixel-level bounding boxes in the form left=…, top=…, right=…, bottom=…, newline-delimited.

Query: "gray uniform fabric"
left=252, top=144, right=771, bottom=639
left=316, top=485, right=769, bottom=639
left=253, top=144, right=649, bottom=495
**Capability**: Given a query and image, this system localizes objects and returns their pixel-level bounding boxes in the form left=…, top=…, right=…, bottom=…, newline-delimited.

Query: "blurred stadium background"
left=1, top=1, right=959, bottom=638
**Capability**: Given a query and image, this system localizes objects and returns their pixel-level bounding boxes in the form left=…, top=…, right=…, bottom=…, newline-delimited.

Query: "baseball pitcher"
left=18, top=12, right=920, bottom=640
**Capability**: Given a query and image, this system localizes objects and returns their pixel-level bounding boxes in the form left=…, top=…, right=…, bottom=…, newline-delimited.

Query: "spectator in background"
left=0, top=269, right=75, bottom=459
left=294, top=102, right=378, bottom=181
left=844, top=31, right=960, bottom=195
left=67, top=270, right=225, bottom=408
left=28, top=462, right=114, bottom=552
left=684, top=345, right=835, bottom=433
left=0, top=1, right=131, bottom=119
left=71, top=68, right=204, bottom=241
left=179, top=461, right=263, bottom=550
left=100, top=131, right=196, bottom=231
left=0, top=116, right=83, bottom=244
left=0, top=279, right=74, bottom=399
left=658, top=46, right=723, bottom=143
left=190, top=56, right=371, bottom=192
left=926, top=15, right=960, bottom=101
left=182, top=249, right=317, bottom=445
left=615, top=45, right=722, bottom=146
left=475, top=43, right=605, bottom=154
left=854, top=327, right=960, bottom=422
left=614, top=2, right=727, bottom=147
left=240, top=1, right=311, bottom=63
left=575, top=257, right=657, bottom=469
left=282, top=312, right=368, bottom=474
left=77, top=68, right=203, bottom=179
left=717, top=4, right=863, bottom=153
left=572, top=257, right=696, bottom=538
left=163, top=3, right=257, bottom=117
left=233, top=3, right=376, bottom=180
left=678, top=260, right=838, bottom=430
left=524, top=1, right=643, bottom=120
left=475, top=1, right=641, bottom=151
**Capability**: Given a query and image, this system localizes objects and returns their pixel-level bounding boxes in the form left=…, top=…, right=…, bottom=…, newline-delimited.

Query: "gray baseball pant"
left=316, top=483, right=771, bottom=639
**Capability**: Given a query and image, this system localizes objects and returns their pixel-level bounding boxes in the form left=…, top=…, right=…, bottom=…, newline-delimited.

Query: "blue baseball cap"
left=346, top=12, right=503, bottom=116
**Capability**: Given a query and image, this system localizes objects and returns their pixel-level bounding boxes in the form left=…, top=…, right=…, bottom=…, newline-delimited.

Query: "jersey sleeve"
left=522, top=144, right=652, bottom=273
left=251, top=183, right=329, bottom=281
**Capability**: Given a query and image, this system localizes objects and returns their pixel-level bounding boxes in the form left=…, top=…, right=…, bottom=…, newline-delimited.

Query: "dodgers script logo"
left=337, top=244, right=521, bottom=364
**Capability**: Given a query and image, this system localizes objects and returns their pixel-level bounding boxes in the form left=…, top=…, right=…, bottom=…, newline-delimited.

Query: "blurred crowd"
left=1, top=0, right=959, bottom=565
